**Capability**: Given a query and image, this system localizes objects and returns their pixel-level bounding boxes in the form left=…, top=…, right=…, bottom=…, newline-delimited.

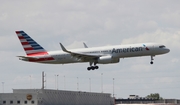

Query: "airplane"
left=15, top=31, right=170, bottom=71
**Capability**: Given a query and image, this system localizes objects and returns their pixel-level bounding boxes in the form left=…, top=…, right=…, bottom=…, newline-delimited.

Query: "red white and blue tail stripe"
left=16, top=31, right=48, bottom=56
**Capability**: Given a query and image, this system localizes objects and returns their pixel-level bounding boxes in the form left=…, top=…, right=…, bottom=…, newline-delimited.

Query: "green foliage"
left=146, top=93, right=163, bottom=100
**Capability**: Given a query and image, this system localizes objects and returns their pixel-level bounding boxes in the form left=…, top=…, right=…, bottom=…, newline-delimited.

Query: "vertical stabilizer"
left=16, top=31, right=48, bottom=56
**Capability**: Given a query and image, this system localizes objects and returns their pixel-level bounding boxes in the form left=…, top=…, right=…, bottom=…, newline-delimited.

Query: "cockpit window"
left=159, top=45, right=165, bottom=48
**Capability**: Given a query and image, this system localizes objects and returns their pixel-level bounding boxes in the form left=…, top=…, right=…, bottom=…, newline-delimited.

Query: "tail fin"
left=16, top=31, right=48, bottom=56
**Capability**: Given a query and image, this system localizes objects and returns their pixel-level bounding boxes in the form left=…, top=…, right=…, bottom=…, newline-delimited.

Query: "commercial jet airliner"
left=16, top=31, right=170, bottom=70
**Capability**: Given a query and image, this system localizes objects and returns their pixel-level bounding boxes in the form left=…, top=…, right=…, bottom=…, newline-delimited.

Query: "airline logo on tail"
left=16, top=31, right=55, bottom=62
left=16, top=31, right=48, bottom=56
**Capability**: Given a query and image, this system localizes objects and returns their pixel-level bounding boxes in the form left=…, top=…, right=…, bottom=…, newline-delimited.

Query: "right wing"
left=83, top=42, right=88, bottom=48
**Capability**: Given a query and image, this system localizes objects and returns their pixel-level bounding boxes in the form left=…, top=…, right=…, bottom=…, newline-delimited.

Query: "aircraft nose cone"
left=166, top=48, right=170, bottom=53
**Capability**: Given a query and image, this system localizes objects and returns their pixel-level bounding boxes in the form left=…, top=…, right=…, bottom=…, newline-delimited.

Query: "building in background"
left=0, top=72, right=179, bottom=105
left=0, top=89, right=113, bottom=105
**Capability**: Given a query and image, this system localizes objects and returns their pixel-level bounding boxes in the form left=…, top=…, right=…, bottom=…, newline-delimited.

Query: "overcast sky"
left=0, top=0, right=180, bottom=99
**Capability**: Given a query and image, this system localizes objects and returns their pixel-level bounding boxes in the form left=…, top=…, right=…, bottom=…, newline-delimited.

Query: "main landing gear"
left=150, top=56, right=154, bottom=64
left=87, top=66, right=99, bottom=70
left=87, top=62, right=99, bottom=71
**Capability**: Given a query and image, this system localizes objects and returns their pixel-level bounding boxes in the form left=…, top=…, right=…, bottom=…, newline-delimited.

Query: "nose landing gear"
left=150, top=56, right=154, bottom=64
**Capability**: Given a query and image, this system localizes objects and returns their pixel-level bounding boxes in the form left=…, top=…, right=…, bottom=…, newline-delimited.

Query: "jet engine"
left=97, top=55, right=119, bottom=64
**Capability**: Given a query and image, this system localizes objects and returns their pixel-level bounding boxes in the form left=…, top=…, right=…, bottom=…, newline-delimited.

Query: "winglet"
left=59, top=43, right=71, bottom=53
left=83, top=42, right=88, bottom=48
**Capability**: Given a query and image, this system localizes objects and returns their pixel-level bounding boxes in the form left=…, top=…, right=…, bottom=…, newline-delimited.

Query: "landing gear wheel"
left=87, top=62, right=99, bottom=71
left=87, top=67, right=91, bottom=71
left=150, top=56, right=154, bottom=65
left=95, top=66, right=99, bottom=69
left=150, top=61, right=153, bottom=64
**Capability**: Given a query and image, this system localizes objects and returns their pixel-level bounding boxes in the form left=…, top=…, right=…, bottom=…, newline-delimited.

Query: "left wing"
left=59, top=43, right=102, bottom=61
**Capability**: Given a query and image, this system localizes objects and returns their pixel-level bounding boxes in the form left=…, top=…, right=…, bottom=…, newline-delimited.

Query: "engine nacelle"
left=97, top=55, right=119, bottom=64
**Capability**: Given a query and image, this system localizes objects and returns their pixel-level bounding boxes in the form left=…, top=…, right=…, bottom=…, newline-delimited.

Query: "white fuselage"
left=24, top=43, right=169, bottom=64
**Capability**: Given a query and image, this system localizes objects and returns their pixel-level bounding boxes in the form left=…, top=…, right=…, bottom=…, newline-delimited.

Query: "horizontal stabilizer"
left=17, top=56, right=39, bottom=60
